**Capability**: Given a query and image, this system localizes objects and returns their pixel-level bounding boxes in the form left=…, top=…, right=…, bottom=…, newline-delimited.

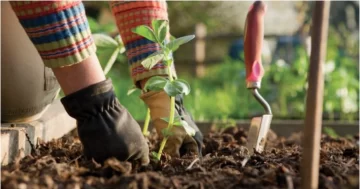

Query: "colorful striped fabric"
left=10, top=1, right=96, bottom=68
left=110, top=1, right=177, bottom=84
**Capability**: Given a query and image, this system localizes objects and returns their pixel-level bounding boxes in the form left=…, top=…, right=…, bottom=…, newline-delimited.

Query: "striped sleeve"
left=10, top=1, right=96, bottom=68
left=110, top=1, right=177, bottom=84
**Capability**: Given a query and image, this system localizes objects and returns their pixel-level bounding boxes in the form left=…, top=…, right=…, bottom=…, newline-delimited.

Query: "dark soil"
left=2, top=126, right=359, bottom=189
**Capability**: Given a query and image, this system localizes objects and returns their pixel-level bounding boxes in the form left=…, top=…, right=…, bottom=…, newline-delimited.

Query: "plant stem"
left=142, top=108, right=151, bottom=136
left=168, top=97, right=176, bottom=128
left=166, top=62, right=176, bottom=130
left=156, top=137, right=168, bottom=160
left=156, top=60, right=176, bottom=160
left=156, top=97, right=175, bottom=160
left=167, top=60, right=174, bottom=82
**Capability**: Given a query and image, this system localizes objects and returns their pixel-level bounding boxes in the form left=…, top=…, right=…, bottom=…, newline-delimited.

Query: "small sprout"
left=151, top=151, right=160, bottom=161
left=131, top=25, right=158, bottom=42
left=166, top=35, right=195, bottom=51
left=132, top=19, right=196, bottom=160
left=152, top=20, right=168, bottom=44
left=141, top=51, right=165, bottom=70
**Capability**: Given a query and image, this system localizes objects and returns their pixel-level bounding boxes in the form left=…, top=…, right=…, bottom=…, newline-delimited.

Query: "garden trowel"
left=244, top=1, right=273, bottom=155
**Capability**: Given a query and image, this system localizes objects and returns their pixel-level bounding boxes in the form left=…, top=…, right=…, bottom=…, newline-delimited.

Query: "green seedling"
left=92, top=34, right=125, bottom=75
left=88, top=17, right=117, bottom=34
left=132, top=20, right=196, bottom=160
left=142, top=108, right=151, bottom=136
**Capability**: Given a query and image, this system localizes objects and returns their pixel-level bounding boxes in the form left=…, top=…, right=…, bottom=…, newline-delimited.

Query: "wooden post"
left=301, top=1, right=330, bottom=189
left=194, top=23, right=207, bottom=78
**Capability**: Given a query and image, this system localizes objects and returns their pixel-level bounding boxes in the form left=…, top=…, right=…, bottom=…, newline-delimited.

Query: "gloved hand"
left=61, top=79, right=149, bottom=165
left=141, top=90, right=203, bottom=157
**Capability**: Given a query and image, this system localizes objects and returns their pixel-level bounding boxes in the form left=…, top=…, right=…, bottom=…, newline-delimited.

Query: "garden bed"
left=2, top=125, right=359, bottom=189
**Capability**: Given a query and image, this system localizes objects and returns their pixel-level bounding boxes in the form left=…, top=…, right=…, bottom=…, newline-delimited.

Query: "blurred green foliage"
left=85, top=3, right=358, bottom=122
left=323, top=127, right=339, bottom=138
left=87, top=17, right=116, bottom=34
left=106, top=41, right=358, bottom=121
left=107, top=68, right=147, bottom=120
left=181, top=28, right=358, bottom=121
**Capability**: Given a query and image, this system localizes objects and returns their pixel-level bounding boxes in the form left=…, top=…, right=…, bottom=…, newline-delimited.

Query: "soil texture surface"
left=2, top=126, right=359, bottom=189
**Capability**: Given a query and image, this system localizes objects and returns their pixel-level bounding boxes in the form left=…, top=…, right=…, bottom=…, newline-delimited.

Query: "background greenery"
left=84, top=1, right=359, bottom=122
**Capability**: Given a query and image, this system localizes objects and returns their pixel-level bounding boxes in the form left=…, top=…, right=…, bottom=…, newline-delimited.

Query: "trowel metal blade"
left=246, top=114, right=273, bottom=155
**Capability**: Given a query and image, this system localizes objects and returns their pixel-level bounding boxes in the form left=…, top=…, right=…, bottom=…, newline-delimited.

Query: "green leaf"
left=119, top=47, right=125, bottom=54
left=127, top=85, right=139, bottom=96
left=163, top=49, right=173, bottom=66
left=114, top=35, right=126, bottom=53
left=161, top=116, right=183, bottom=126
left=163, top=79, right=191, bottom=96
left=103, top=48, right=120, bottom=75
left=151, top=151, right=159, bottom=160
left=160, top=117, right=170, bottom=123
left=96, top=40, right=121, bottom=75
left=164, top=59, right=173, bottom=66
left=173, top=79, right=191, bottom=95
left=161, top=128, right=173, bottom=137
left=170, top=35, right=176, bottom=41
left=115, top=35, right=122, bottom=44
left=101, top=23, right=116, bottom=33
left=131, top=25, right=157, bottom=42
left=323, top=127, right=339, bottom=138
left=87, top=17, right=101, bottom=33
left=164, top=81, right=179, bottom=97
left=144, top=76, right=168, bottom=91
left=166, top=35, right=195, bottom=51
left=92, top=34, right=118, bottom=48
left=141, top=51, right=165, bottom=70
left=181, top=120, right=196, bottom=136
left=152, top=20, right=168, bottom=44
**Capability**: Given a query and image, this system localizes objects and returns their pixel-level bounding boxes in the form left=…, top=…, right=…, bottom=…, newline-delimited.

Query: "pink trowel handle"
left=244, top=1, right=266, bottom=89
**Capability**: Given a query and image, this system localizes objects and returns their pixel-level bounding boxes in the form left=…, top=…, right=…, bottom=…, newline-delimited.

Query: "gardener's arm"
left=9, top=1, right=149, bottom=164
left=109, top=1, right=203, bottom=157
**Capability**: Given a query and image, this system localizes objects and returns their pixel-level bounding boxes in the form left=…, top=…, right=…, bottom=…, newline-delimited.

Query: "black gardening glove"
left=175, top=94, right=204, bottom=157
left=61, top=79, right=149, bottom=165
